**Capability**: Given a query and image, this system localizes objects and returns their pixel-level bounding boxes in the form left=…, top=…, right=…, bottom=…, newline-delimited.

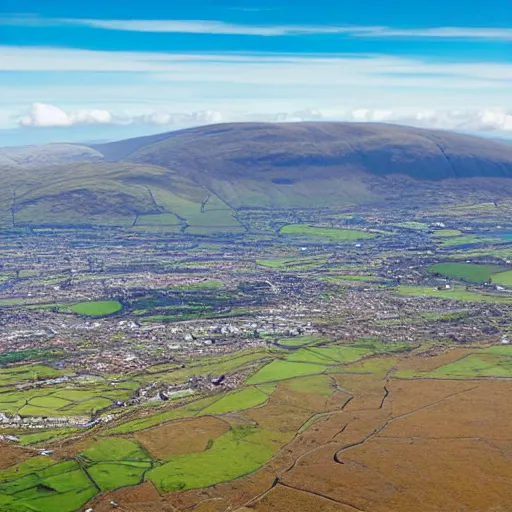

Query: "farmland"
left=1, top=163, right=512, bottom=511
left=279, top=224, right=375, bottom=241
left=70, top=301, right=123, bottom=317
left=428, top=262, right=506, bottom=282
left=3, top=342, right=512, bottom=511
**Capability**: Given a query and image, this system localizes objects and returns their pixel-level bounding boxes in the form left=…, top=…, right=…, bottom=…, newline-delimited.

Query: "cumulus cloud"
left=17, top=103, right=224, bottom=129
left=343, top=108, right=512, bottom=133
left=15, top=103, right=512, bottom=135
left=19, top=103, right=114, bottom=127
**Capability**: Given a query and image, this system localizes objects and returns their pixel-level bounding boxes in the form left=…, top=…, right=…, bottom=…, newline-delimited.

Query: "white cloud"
left=2, top=47, right=512, bottom=138
left=19, top=103, right=114, bottom=127
left=1, top=46, right=512, bottom=89
left=343, top=108, right=512, bottom=132
left=15, top=103, right=512, bottom=134
left=3, top=17, right=512, bottom=40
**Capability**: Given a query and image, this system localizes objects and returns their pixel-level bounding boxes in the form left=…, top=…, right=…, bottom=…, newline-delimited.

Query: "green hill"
left=1, top=122, right=512, bottom=229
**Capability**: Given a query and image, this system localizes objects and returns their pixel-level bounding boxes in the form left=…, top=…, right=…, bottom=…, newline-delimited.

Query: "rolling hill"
left=1, top=122, right=512, bottom=229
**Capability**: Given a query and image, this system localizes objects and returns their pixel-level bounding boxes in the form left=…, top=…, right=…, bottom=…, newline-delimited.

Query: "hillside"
left=1, top=122, right=512, bottom=229
left=98, top=122, right=512, bottom=209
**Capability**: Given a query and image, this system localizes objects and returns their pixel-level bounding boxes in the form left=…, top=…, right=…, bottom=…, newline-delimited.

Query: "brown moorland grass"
left=242, top=483, right=357, bottom=512
left=134, top=416, right=231, bottom=459
left=394, top=346, right=472, bottom=373
left=87, top=481, right=164, bottom=512
left=381, top=380, right=512, bottom=439
left=77, top=351, right=512, bottom=512
left=0, top=441, right=33, bottom=469
left=386, top=378, right=477, bottom=416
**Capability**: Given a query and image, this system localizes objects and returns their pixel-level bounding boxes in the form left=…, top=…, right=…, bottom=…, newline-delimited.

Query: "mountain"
left=1, top=122, right=512, bottom=230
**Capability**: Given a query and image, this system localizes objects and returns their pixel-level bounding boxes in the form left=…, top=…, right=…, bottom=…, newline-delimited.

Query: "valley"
left=1, top=123, right=512, bottom=511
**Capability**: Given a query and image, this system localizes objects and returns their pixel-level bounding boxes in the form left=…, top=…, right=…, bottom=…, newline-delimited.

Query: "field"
left=278, top=336, right=327, bottom=347
left=279, top=224, right=375, bottom=241
left=0, top=369, right=136, bottom=419
left=493, top=270, right=512, bottom=286
left=1, top=341, right=512, bottom=511
left=428, top=262, right=505, bottom=282
left=433, top=228, right=462, bottom=237
left=396, top=285, right=512, bottom=303
left=70, top=301, right=123, bottom=317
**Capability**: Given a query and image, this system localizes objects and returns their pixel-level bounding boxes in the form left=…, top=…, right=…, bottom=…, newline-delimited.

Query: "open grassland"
left=428, top=262, right=506, bottom=282
left=279, top=224, right=375, bottom=241
left=70, top=300, right=123, bottom=317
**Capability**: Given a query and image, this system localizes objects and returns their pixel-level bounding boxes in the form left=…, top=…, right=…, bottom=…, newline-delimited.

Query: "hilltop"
left=1, top=122, right=512, bottom=229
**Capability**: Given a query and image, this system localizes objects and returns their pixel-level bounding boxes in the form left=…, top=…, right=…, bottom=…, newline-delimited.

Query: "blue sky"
left=1, top=0, right=511, bottom=145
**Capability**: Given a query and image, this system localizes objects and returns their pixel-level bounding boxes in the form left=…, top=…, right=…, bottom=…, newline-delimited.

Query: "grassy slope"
left=0, top=162, right=242, bottom=232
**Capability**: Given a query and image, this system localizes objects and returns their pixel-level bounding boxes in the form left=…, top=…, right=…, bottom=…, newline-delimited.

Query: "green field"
left=146, top=425, right=290, bottom=492
left=18, top=428, right=81, bottom=446
left=285, top=346, right=370, bottom=365
left=88, top=462, right=151, bottom=491
left=394, top=221, right=429, bottom=230
left=278, top=336, right=328, bottom=347
left=201, top=387, right=268, bottom=415
left=246, top=360, right=327, bottom=384
left=433, top=229, right=462, bottom=237
left=0, top=365, right=64, bottom=384
left=343, top=356, right=398, bottom=375
left=397, top=285, right=512, bottom=304
left=493, top=270, right=512, bottom=286
left=428, top=354, right=512, bottom=378
left=428, top=263, right=505, bottom=283
left=0, top=375, right=136, bottom=419
left=279, top=224, right=375, bottom=241
left=439, top=235, right=501, bottom=247
left=284, top=374, right=334, bottom=396
left=70, top=300, right=123, bottom=316
left=0, top=458, right=97, bottom=512
left=105, top=396, right=220, bottom=434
